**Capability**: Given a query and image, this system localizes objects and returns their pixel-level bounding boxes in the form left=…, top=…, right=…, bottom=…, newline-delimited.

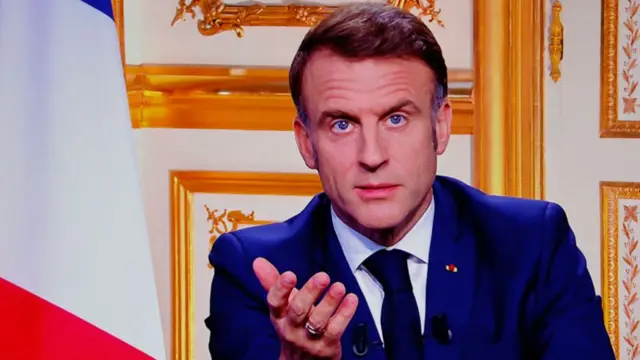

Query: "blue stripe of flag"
left=81, top=0, right=114, bottom=20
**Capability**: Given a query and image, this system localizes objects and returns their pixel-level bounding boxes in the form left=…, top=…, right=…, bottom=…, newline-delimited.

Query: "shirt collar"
left=331, top=199, right=435, bottom=273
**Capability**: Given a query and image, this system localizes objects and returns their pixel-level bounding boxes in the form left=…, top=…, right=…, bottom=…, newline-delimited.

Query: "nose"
left=357, top=124, right=388, bottom=172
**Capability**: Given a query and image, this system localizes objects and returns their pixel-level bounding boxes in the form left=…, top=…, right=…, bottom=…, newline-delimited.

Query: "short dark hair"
left=289, top=2, right=448, bottom=123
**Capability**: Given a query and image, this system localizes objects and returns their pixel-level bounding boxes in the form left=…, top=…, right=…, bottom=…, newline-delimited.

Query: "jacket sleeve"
left=204, top=232, right=281, bottom=360
left=532, top=202, right=615, bottom=359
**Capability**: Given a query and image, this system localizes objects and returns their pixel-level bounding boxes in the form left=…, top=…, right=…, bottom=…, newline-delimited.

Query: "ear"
left=434, top=98, right=452, bottom=155
left=293, top=117, right=318, bottom=169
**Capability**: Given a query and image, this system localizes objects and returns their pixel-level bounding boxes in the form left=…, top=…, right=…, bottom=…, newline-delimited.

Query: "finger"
left=306, top=282, right=346, bottom=330
left=288, top=288, right=318, bottom=317
left=287, top=272, right=330, bottom=325
left=266, top=271, right=297, bottom=319
left=288, top=287, right=299, bottom=303
left=324, top=293, right=359, bottom=342
left=253, top=257, right=280, bottom=292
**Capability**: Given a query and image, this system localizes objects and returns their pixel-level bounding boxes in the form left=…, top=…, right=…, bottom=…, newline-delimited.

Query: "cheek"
left=390, top=132, right=435, bottom=172
left=316, top=141, right=357, bottom=176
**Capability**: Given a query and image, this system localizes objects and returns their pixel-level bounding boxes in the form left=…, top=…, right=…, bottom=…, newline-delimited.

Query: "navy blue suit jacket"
left=205, top=176, right=615, bottom=359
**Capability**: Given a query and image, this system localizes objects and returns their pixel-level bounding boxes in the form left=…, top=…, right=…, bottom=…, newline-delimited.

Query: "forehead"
left=301, top=50, right=435, bottom=116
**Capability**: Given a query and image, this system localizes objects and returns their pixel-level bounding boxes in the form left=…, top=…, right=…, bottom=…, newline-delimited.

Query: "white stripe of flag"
left=0, top=0, right=166, bottom=358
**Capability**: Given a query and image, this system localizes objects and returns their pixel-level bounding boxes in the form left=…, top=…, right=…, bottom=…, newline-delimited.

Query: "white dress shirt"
left=330, top=201, right=435, bottom=340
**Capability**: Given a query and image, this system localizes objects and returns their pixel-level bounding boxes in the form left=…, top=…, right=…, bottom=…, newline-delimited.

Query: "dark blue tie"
left=363, top=249, right=423, bottom=360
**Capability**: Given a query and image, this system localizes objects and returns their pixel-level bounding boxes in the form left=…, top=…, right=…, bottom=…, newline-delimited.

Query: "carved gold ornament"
left=204, top=206, right=271, bottom=269
left=601, top=181, right=640, bottom=359
left=600, top=0, right=640, bottom=137
left=621, top=204, right=639, bottom=359
left=548, top=1, right=563, bottom=82
left=171, top=0, right=444, bottom=37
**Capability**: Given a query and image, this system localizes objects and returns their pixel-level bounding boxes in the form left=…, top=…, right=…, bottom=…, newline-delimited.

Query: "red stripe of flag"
left=0, top=277, right=155, bottom=359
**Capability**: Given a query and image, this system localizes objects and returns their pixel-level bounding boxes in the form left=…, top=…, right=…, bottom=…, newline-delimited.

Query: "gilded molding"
left=170, top=171, right=323, bottom=360
left=111, top=0, right=125, bottom=65
left=548, top=1, right=563, bottom=82
left=601, top=181, right=640, bottom=359
left=113, top=0, right=542, bottom=198
left=473, top=0, right=545, bottom=199
left=125, top=65, right=475, bottom=134
left=171, top=0, right=443, bottom=37
left=204, top=207, right=271, bottom=269
left=600, top=0, right=640, bottom=138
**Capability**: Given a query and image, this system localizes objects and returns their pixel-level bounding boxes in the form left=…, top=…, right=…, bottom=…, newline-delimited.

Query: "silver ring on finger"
left=305, top=321, right=325, bottom=339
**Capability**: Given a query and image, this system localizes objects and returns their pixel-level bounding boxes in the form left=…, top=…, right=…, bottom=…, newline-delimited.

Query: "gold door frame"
left=474, top=0, right=545, bottom=199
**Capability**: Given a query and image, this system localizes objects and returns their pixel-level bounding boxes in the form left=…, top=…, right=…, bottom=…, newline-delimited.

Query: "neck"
left=335, top=189, right=433, bottom=247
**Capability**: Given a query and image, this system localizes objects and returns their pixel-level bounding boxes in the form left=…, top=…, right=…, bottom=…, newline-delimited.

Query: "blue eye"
left=331, top=120, right=351, bottom=132
left=388, top=114, right=406, bottom=126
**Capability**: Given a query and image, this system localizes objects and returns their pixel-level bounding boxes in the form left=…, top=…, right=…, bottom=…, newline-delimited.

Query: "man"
left=205, top=3, right=615, bottom=359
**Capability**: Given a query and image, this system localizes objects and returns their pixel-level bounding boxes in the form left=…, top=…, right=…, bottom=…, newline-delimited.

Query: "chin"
left=350, top=202, right=407, bottom=230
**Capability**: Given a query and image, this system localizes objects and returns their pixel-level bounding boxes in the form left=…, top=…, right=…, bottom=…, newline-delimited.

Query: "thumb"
left=253, top=257, right=280, bottom=291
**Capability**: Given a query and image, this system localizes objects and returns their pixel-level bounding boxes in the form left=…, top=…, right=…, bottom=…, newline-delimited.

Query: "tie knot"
left=363, top=249, right=412, bottom=292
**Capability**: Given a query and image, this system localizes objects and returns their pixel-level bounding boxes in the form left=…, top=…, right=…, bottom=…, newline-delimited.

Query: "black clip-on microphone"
left=351, top=314, right=452, bottom=357
left=431, top=313, right=453, bottom=345
left=352, top=322, right=370, bottom=357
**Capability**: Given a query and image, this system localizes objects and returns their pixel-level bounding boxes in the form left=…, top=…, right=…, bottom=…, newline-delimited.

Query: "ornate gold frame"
left=170, top=171, right=323, bottom=360
left=125, top=65, right=474, bottom=133
left=171, top=0, right=444, bottom=38
left=601, top=181, right=640, bottom=359
left=600, top=0, right=640, bottom=138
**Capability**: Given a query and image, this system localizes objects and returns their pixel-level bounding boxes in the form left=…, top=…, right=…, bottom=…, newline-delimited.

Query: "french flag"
left=0, top=1, right=166, bottom=359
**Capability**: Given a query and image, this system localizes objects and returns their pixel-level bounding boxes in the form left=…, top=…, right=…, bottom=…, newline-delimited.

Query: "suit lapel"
left=308, top=179, right=478, bottom=360
left=423, top=179, right=476, bottom=359
left=312, top=198, right=385, bottom=360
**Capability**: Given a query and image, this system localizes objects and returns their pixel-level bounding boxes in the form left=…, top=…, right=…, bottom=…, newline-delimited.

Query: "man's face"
left=294, top=49, right=452, bottom=230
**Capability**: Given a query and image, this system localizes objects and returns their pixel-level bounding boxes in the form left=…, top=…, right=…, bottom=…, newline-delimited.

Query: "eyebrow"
left=380, top=99, right=421, bottom=118
left=318, top=99, right=421, bottom=124
left=318, top=109, right=359, bottom=123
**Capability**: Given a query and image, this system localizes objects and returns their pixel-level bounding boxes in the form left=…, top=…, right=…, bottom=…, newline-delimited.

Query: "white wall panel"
left=544, top=1, right=640, bottom=355
left=123, top=0, right=143, bottom=64
left=544, top=0, right=640, bottom=295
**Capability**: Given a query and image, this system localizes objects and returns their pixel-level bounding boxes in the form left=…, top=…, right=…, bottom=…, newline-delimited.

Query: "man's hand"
left=253, top=257, right=358, bottom=360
